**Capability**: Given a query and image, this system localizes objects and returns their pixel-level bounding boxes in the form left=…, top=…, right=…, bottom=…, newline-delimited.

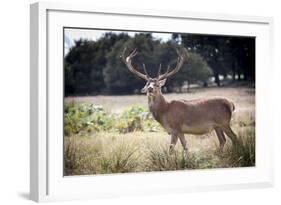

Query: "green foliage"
left=104, top=39, right=212, bottom=94
left=185, top=52, right=213, bottom=83
left=179, top=34, right=255, bottom=85
left=64, top=102, right=114, bottom=136
left=103, top=33, right=161, bottom=94
left=169, top=52, right=212, bottom=90
left=115, top=105, right=145, bottom=133
left=64, top=102, right=161, bottom=136
left=65, top=31, right=255, bottom=96
left=64, top=33, right=130, bottom=95
left=64, top=39, right=105, bottom=95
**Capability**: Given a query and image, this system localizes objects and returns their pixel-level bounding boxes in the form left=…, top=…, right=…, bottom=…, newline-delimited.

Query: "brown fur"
left=122, top=47, right=238, bottom=156
left=147, top=91, right=238, bottom=154
left=149, top=95, right=234, bottom=135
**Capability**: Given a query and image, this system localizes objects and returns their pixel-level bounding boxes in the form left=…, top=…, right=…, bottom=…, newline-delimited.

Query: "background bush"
left=64, top=102, right=162, bottom=136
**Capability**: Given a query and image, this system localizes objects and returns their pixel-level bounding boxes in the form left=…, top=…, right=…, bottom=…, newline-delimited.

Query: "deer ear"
left=159, top=79, right=166, bottom=87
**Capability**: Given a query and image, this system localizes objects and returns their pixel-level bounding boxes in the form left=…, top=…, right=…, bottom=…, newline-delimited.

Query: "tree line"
left=64, top=32, right=255, bottom=96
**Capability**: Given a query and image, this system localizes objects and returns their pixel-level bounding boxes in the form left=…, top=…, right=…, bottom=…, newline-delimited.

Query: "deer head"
left=121, top=47, right=186, bottom=97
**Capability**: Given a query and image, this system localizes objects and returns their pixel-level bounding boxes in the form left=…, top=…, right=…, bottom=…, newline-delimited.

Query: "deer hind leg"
left=215, top=128, right=226, bottom=152
left=169, top=134, right=179, bottom=155
left=222, top=124, right=239, bottom=145
left=178, top=133, right=188, bottom=160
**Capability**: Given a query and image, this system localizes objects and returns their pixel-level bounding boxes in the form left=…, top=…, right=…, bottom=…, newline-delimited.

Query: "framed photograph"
left=30, top=2, right=274, bottom=202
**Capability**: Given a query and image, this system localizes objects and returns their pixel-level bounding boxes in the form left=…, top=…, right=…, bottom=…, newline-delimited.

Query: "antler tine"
left=121, top=47, right=137, bottom=61
left=130, top=48, right=138, bottom=58
left=157, top=63, right=162, bottom=78
left=175, top=48, right=180, bottom=56
left=121, top=47, right=149, bottom=81
left=158, top=64, right=170, bottom=79
left=165, top=65, right=171, bottom=75
left=142, top=63, right=149, bottom=77
left=120, top=47, right=127, bottom=62
left=158, top=47, right=186, bottom=80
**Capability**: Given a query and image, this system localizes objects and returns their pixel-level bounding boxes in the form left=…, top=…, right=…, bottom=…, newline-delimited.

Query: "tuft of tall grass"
left=146, top=145, right=188, bottom=171
left=64, top=136, right=100, bottom=175
left=217, top=134, right=255, bottom=167
left=146, top=144, right=221, bottom=171
left=64, top=135, right=141, bottom=175
left=98, top=139, right=140, bottom=174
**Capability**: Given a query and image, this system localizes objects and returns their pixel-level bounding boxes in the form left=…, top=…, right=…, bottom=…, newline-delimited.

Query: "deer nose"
left=148, top=87, right=153, bottom=92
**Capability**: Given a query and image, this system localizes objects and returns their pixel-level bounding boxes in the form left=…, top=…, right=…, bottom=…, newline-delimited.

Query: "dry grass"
left=64, top=87, right=255, bottom=176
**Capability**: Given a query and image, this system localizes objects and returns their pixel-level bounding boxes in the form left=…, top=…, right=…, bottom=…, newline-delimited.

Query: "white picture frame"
left=30, top=2, right=274, bottom=202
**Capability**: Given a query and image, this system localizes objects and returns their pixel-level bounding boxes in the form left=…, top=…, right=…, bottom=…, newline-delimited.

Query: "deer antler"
left=158, top=47, right=187, bottom=80
left=157, top=63, right=162, bottom=77
left=121, top=47, right=149, bottom=80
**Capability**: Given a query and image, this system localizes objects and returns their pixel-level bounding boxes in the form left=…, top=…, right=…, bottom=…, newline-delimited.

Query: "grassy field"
left=64, top=87, right=255, bottom=176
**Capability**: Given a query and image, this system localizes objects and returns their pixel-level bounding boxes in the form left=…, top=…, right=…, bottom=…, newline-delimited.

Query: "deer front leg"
left=169, top=134, right=179, bottom=155
left=179, top=133, right=188, bottom=160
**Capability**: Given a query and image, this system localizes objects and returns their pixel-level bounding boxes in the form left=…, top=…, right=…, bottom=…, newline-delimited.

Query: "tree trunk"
left=167, top=86, right=173, bottom=93
left=187, top=81, right=190, bottom=93
left=203, top=81, right=208, bottom=87
left=214, top=72, right=220, bottom=86
left=237, top=69, right=241, bottom=81
left=243, top=69, right=248, bottom=81
left=179, top=85, right=183, bottom=93
left=232, top=60, right=236, bottom=81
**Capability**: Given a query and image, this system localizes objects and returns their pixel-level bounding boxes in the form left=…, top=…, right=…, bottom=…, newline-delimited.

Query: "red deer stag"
left=121, top=47, right=238, bottom=159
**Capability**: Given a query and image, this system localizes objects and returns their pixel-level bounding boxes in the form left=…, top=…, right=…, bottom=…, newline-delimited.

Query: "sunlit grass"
left=64, top=87, right=255, bottom=176
left=64, top=125, right=255, bottom=175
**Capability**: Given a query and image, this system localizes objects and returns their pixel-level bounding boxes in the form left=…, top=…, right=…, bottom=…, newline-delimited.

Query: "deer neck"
left=148, top=93, right=168, bottom=123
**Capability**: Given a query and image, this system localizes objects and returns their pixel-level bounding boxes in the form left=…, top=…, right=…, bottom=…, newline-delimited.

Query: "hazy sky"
left=64, top=28, right=173, bottom=54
